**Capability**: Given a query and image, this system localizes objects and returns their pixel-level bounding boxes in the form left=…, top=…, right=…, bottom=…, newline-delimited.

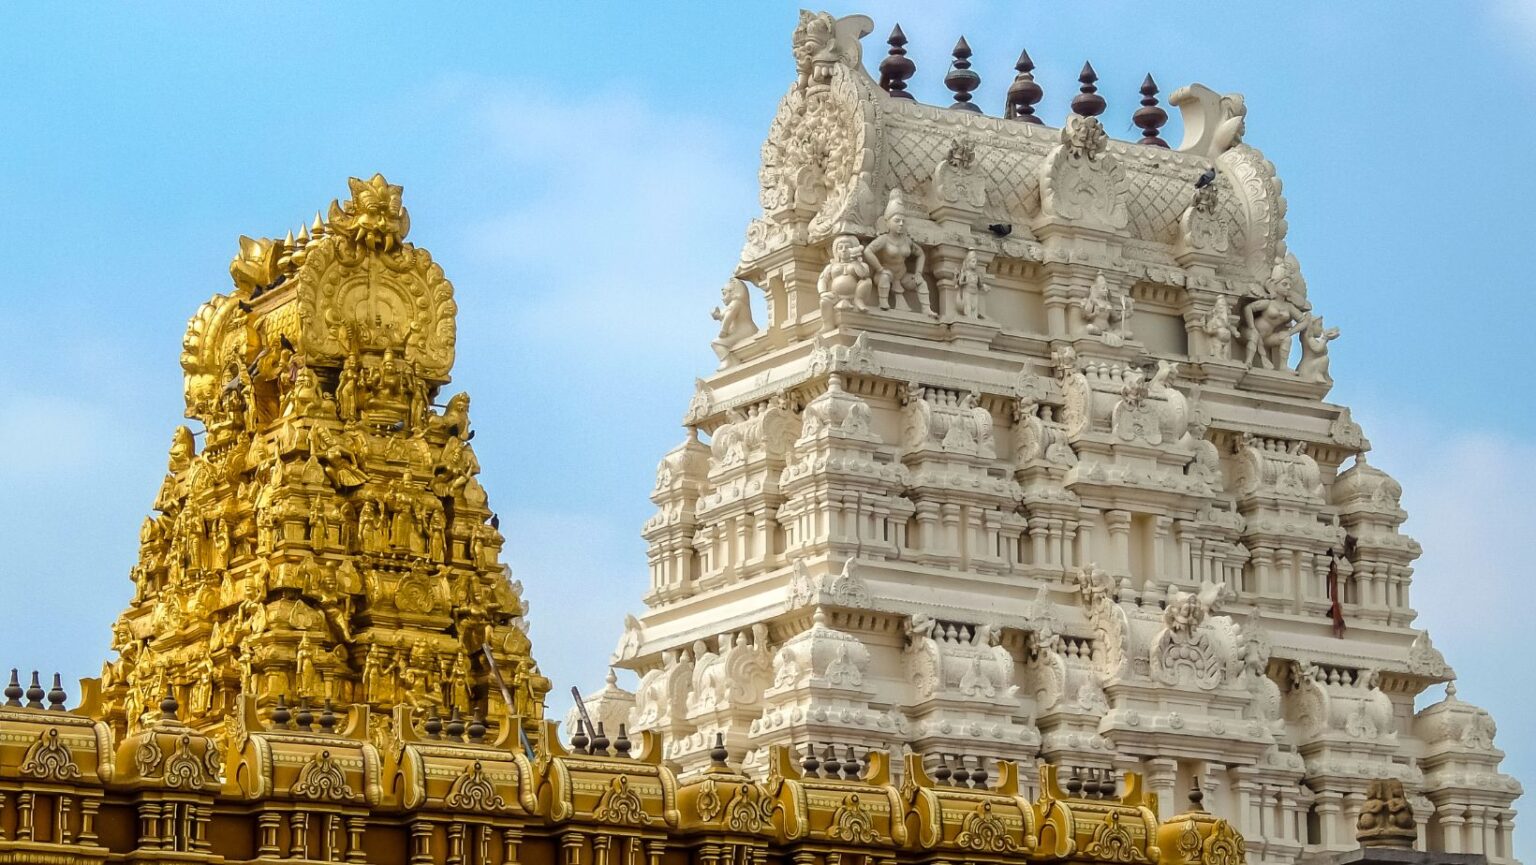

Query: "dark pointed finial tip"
left=1016, top=48, right=1034, bottom=71
left=954, top=35, right=972, bottom=55
left=1142, top=73, right=1158, bottom=90
left=889, top=23, right=906, bottom=43
left=1080, top=61, right=1098, bottom=80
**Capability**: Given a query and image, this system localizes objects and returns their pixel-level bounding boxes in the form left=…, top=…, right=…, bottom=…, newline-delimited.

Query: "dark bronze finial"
left=952, top=754, right=972, bottom=788
left=318, top=699, right=337, bottom=733
left=1005, top=48, right=1043, bottom=123
left=1134, top=74, right=1169, bottom=147
left=424, top=710, right=443, bottom=740
left=802, top=742, right=821, bottom=777
left=614, top=723, right=632, bottom=758
left=972, top=756, right=989, bottom=789
left=1065, top=768, right=1084, bottom=796
left=294, top=697, right=313, bottom=731
left=934, top=752, right=953, bottom=786
left=1072, top=61, right=1106, bottom=117
left=710, top=732, right=729, bottom=767
left=467, top=709, right=487, bottom=743
left=945, top=36, right=982, bottom=113
left=1189, top=780, right=1206, bottom=810
left=4, top=670, right=22, bottom=707
left=821, top=743, right=841, bottom=778
left=880, top=24, right=916, bottom=99
left=160, top=689, right=178, bottom=721
left=843, top=745, right=860, bottom=780
left=571, top=718, right=590, bottom=754
left=46, top=673, right=66, bottom=711
left=25, top=671, right=45, bottom=709
left=271, top=695, right=292, bottom=728
left=592, top=721, right=611, bottom=755
left=446, top=709, right=466, bottom=741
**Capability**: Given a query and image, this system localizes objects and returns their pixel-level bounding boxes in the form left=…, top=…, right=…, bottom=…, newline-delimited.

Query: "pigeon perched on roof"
left=1195, top=166, right=1217, bottom=189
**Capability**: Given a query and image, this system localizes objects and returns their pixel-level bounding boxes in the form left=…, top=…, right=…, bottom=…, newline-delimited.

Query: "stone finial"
left=1071, top=61, right=1106, bottom=117
left=1004, top=48, right=1043, bottom=122
left=821, top=743, right=841, bottom=777
left=945, top=37, right=982, bottom=112
left=1134, top=74, right=1169, bottom=147
left=271, top=695, right=292, bottom=728
left=1357, top=778, right=1417, bottom=848
left=25, top=671, right=45, bottom=709
left=46, top=673, right=66, bottom=711
left=952, top=754, right=971, bottom=787
left=879, top=24, right=916, bottom=99
left=933, top=752, right=952, bottom=785
left=4, top=669, right=21, bottom=706
left=802, top=742, right=821, bottom=777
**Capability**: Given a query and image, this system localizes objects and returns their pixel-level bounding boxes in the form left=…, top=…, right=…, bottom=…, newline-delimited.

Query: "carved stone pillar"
left=1106, top=510, right=1132, bottom=576
left=1144, top=757, right=1178, bottom=820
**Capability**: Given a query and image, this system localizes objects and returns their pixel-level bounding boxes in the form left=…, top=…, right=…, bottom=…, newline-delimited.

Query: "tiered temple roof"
left=592, top=11, right=1521, bottom=865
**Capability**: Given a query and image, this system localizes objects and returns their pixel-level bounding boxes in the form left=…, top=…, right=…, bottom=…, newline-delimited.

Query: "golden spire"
left=100, top=175, right=548, bottom=750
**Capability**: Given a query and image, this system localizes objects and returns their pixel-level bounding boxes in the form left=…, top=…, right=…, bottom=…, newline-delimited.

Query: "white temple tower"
left=583, top=12, right=1521, bottom=864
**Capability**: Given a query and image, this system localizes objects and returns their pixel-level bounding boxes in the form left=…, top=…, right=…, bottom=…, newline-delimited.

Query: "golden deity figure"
left=94, top=174, right=549, bottom=751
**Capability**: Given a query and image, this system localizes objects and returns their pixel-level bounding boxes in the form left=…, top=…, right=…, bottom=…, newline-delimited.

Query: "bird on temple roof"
left=1195, top=166, right=1217, bottom=189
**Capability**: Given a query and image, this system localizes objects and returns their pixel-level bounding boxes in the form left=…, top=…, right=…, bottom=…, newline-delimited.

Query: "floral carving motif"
left=726, top=782, right=775, bottom=834
left=1084, top=811, right=1148, bottom=863
left=163, top=734, right=211, bottom=790
left=828, top=792, right=880, bottom=844
left=134, top=735, right=165, bottom=778
left=593, top=774, right=651, bottom=825
left=20, top=728, right=81, bottom=782
left=445, top=761, right=508, bottom=812
left=292, top=750, right=356, bottom=801
left=956, top=801, right=1017, bottom=852
left=696, top=777, right=726, bottom=822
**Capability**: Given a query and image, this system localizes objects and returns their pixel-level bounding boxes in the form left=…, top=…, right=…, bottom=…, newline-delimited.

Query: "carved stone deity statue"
left=1201, top=296, right=1237, bottom=360
left=956, top=250, right=989, bottom=320
left=1295, top=315, right=1340, bottom=383
left=709, top=278, right=760, bottom=368
left=1356, top=778, right=1417, bottom=848
left=1080, top=272, right=1133, bottom=344
left=817, top=234, right=876, bottom=329
left=864, top=191, right=934, bottom=317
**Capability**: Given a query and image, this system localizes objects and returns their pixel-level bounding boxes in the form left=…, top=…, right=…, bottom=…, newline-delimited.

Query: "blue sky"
left=1, top=1, right=1532, bottom=848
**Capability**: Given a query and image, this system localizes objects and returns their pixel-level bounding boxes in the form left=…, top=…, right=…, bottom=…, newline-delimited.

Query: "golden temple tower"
left=92, top=174, right=549, bottom=749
